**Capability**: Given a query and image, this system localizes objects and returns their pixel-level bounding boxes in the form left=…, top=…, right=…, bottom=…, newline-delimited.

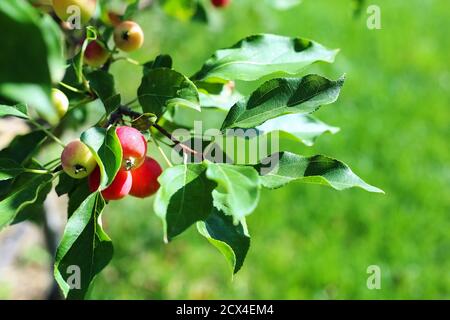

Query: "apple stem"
left=150, top=131, right=173, bottom=167
left=42, top=158, right=61, bottom=169
left=59, top=82, right=84, bottom=94
left=152, top=123, right=203, bottom=160
left=123, top=97, right=139, bottom=107
left=29, top=119, right=66, bottom=148
left=69, top=97, right=96, bottom=110
left=112, top=57, right=141, bottom=66
left=108, top=106, right=203, bottom=160
left=125, top=57, right=140, bottom=65
left=23, top=168, right=52, bottom=175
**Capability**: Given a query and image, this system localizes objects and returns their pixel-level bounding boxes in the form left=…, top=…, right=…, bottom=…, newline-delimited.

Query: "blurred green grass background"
left=89, top=0, right=450, bottom=299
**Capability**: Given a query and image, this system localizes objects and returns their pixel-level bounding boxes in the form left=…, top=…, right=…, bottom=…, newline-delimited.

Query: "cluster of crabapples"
left=52, top=0, right=144, bottom=68
left=84, top=19, right=144, bottom=67
left=47, top=1, right=145, bottom=123
left=48, top=0, right=231, bottom=200
left=61, top=127, right=163, bottom=200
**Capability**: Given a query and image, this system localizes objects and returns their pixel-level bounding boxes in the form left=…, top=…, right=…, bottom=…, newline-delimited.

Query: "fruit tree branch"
left=109, top=106, right=202, bottom=160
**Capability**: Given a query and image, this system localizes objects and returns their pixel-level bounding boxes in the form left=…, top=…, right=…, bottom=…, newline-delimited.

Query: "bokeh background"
left=1, top=0, right=449, bottom=299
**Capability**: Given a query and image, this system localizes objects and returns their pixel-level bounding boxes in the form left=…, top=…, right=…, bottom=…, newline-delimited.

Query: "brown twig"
left=152, top=123, right=202, bottom=159
left=108, top=106, right=202, bottom=159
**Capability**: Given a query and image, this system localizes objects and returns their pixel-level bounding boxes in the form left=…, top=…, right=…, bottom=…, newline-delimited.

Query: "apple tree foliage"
left=0, top=0, right=383, bottom=299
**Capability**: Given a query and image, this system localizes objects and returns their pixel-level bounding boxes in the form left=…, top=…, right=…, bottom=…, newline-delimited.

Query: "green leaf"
left=54, top=192, right=113, bottom=299
left=256, top=114, right=340, bottom=146
left=11, top=177, right=52, bottom=225
left=67, top=180, right=91, bottom=217
left=39, top=13, right=66, bottom=84
left=143, top=55, right=173, bottom=75
left=75, top=27, right=98, bottom=84
left=192, top=1, right=208, bottom=23
left=0, top=0, right=59, bottom=125
left=81, top=127, right=122, bottom=189
left=154, top=163, right=216, bottom=241
left=197, top=209, right=250, bottom=274
left=0, top=104, right=29, bottom=119
left=0, top=158, right=24, bottom=181
left=86, top=70, right=115, bottom=102
left=138, top=68, right=200, bottom=117
left=92, top=217, right=114, bottom=277
left=255, top=152, right=384, bottom=193
left=0, top=130, right=47, bottom=198
left=0, top=130, right=47, bottom=164
left=198, top=83, right=243, bottom=111
left=123, top=0, right=140, bottom=20
left=55, top=173, right=78, bottom=197
left=10, top=160, right=53, bottom=225
left=0, top=173, right=53, bottom=230
left=206, top=163, right=261, bottom=222
left=199, top=92, right=240, bottom=110
left=221, top=74, right=345, bottom=130
left=192, top=34, right=339, bottom=82
left=86, top=70, right=121, bottom=116
left=102, top=94, right=121, bottom=118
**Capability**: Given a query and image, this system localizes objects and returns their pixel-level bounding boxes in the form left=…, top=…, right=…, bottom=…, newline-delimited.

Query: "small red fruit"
left=129, top=157, right=162, bottom=198
left=84, top=40, right=110, bottom=67
left=211, top=0, right=230, bottom=8
left=88, top=167, right=132, bottom=200
left=116, top=126, right=147, bottom=170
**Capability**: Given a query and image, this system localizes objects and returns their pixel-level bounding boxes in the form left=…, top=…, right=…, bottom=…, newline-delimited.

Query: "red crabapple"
left=211, top=0, right=230, bottom=8
left=129, top=157, right=162, bottom=198
left=116, top=126, right=147, bottom=170
left=84, top=40, right=110, bottom=67
left=88, top=166, right=132, bottom=200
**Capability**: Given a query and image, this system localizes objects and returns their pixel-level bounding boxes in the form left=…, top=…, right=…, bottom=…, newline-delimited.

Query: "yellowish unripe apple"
left=113, top=21, right=144, bottom=52
left=52, top=0, right=97, bottom=24
left=51, top=88, right=69, bottom=119
left=61, top=140, right=97, bottom=179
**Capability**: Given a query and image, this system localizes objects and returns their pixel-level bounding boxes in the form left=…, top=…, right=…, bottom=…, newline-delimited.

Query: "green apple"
left=51, top=88, right=69, bottom=119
